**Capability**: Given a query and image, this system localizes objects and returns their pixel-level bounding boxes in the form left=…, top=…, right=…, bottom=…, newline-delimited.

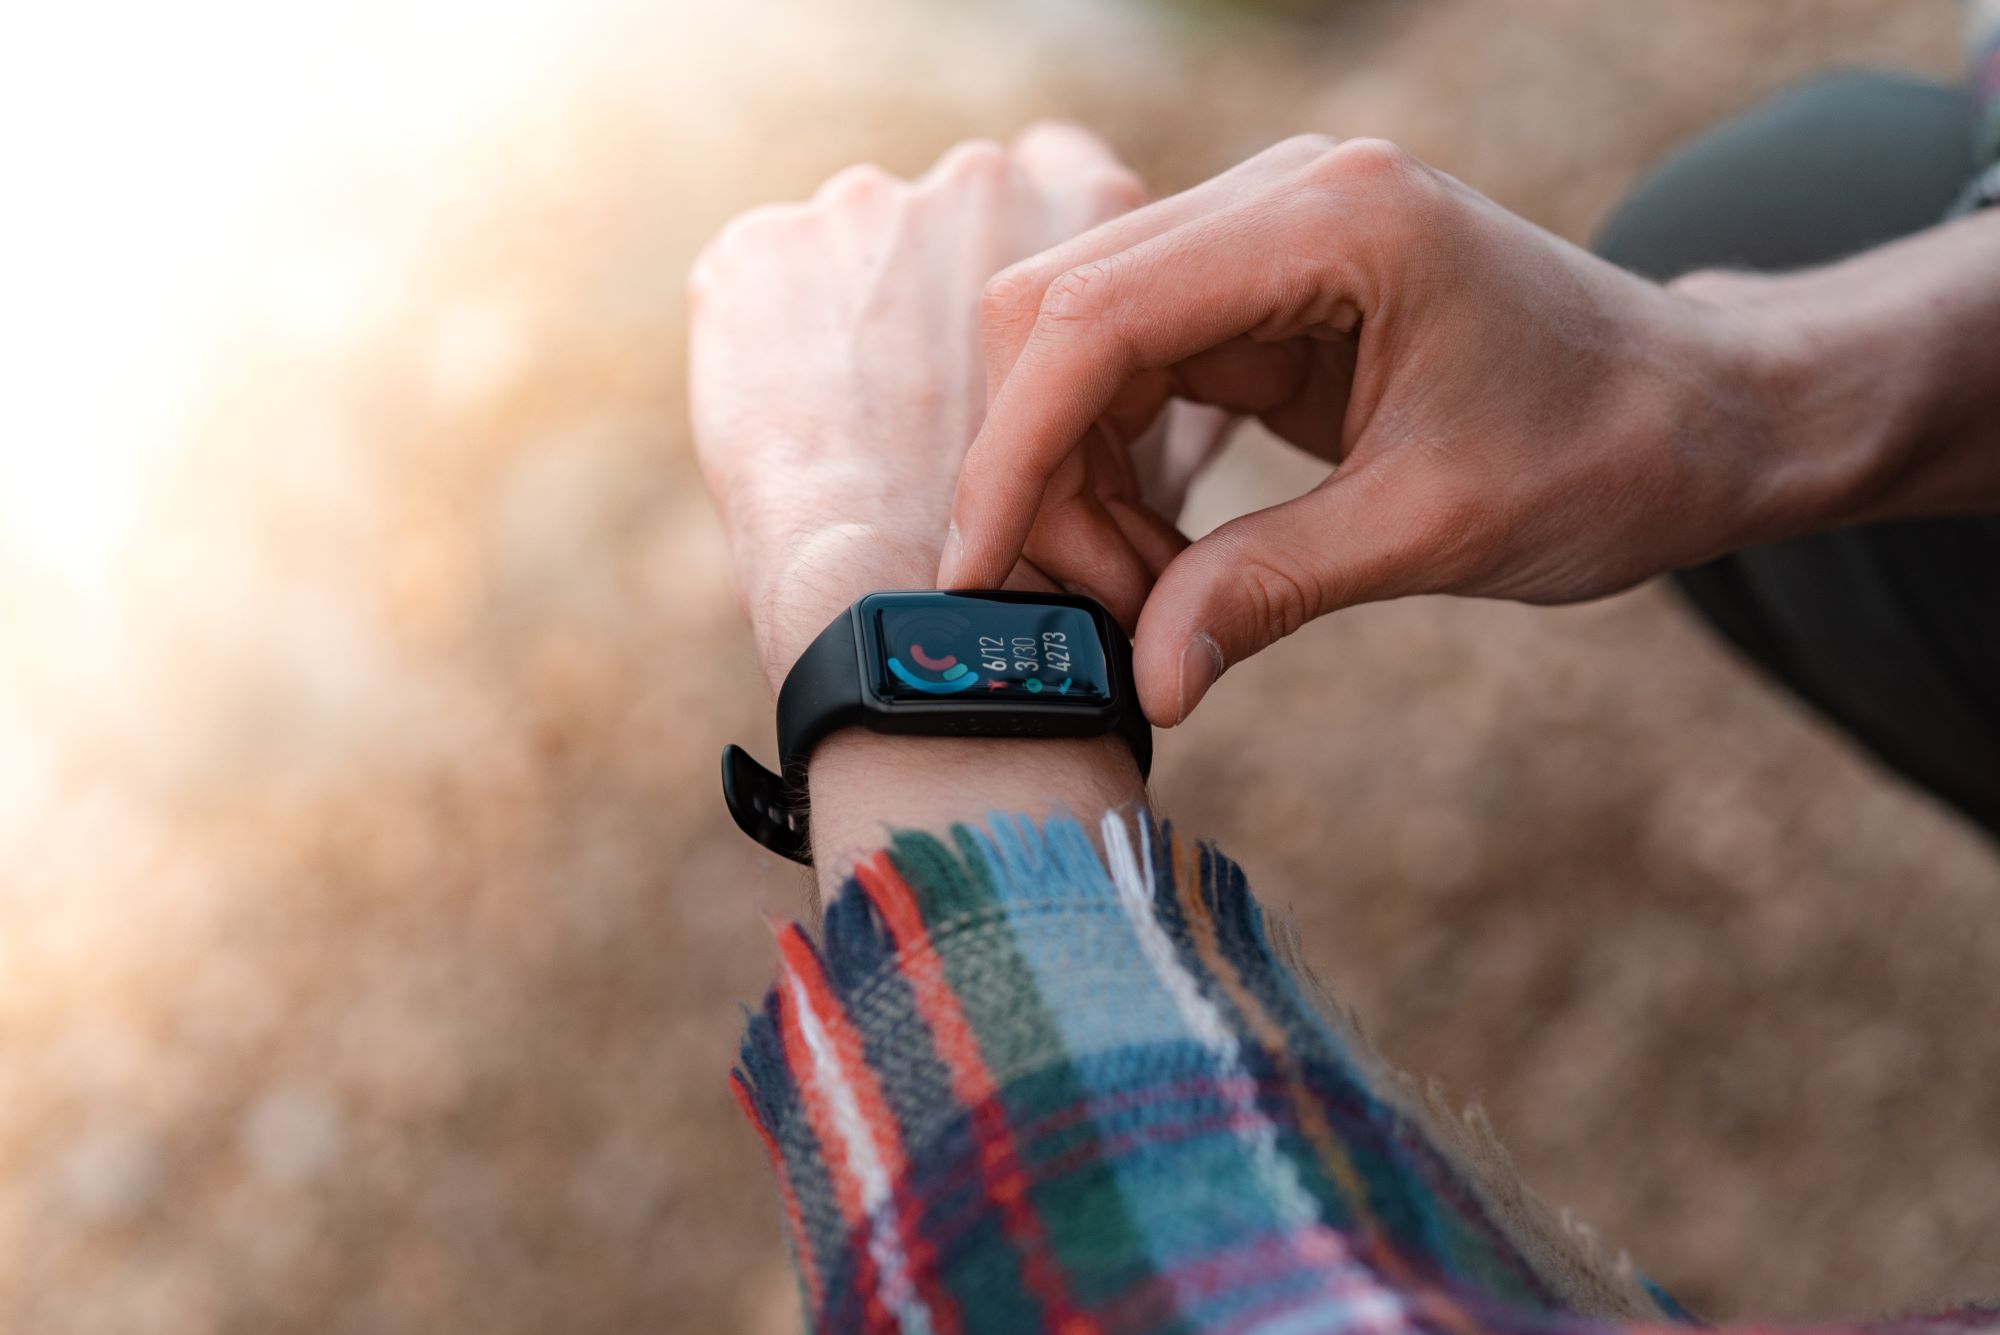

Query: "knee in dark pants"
left=1592, top=68, right=2000, bottom=841
left=1592, top=67, right=1973, bottom=279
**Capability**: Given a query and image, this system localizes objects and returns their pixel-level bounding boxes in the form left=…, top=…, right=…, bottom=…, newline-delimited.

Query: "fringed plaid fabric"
left=732, top=811, right=2000, bottom=1334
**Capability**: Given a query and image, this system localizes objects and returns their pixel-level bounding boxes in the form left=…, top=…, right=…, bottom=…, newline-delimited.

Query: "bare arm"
left=1695, top=208, right=2000, bottom=531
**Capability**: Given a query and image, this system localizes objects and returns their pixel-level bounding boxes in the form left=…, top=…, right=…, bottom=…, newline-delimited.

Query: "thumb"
left=1131, top=463, right=1430, bottom=726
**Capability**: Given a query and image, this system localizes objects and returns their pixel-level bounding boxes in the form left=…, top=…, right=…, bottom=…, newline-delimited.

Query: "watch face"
left=861, top=593, right=1115, bottom=706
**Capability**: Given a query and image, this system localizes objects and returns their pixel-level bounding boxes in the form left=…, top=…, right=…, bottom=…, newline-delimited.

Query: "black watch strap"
left=721, top=609, right=863, bottom=863
left=722, top=594, right=1153, bottom=868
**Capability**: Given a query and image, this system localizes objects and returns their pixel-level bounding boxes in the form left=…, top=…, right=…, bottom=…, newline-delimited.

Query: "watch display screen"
left=863, top=593, right=1114, bottom=705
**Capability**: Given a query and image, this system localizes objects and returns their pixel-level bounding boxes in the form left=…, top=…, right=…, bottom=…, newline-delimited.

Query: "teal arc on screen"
left=884, top=656, right=981, bottom=694
left=865, top=594, right=1113, bottom=706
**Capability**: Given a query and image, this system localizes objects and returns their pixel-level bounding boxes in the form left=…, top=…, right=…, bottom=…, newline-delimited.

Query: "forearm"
left=1688, top=208, right=2000, bottom=537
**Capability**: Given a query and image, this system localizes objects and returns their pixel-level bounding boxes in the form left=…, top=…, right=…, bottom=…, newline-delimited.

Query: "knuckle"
left=1039, top=258, right=1117, bottom=327
left=712, top=202, right=805, bottom=251
left=1399, top=475, right=1496, bottom=587
left=1015, top=118, right=1067, bottom=142
left=1335, top=136, right=1420, bottom=182
left=1015, top=119, right=1093, bottom=150
left=1089, top=167, right=1147, bottom=215
left=1235, top=552, right=1324, bottom=646
left=981, top=261, right=1046, bottom=325
left=689, top=203, right=806, bottom=291
left=813, top=162, right=900, bottom=206
left=1290, top=138, right=1445, bottom=249
left=1303, top=136, right=1424, bottom=194
left=1268, top=132, right=1340, bottom=167
left=935, top=137, right=1009, bottom=182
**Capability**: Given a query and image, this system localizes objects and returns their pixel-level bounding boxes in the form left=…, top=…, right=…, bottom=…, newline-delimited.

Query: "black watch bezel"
left=851, top=589, right=1131, bottom=737
left=721, top=589, right=1151, bottom=865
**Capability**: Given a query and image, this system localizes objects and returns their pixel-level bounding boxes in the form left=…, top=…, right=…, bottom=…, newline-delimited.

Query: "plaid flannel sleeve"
left=727, top=809, right=2000, bottom=1334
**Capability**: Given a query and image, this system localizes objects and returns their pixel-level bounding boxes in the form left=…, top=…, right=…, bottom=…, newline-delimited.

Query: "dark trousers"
left=1593, top=70, right=2000, bottom=841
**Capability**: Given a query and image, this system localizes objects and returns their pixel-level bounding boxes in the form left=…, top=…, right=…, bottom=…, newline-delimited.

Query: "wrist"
left=750, top=522, right=940, bottom=691
left=804, top=731, right=1145, bottom=892
left=1669, top=213, right=2000, bottom=540
left=750, top=532, right=1063, bottom=691
left=1665, top=268, right=1899, bottom=547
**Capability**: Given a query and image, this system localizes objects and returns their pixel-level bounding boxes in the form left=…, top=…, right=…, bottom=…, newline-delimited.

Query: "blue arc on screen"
left=886, top=657, right=982, bottom=694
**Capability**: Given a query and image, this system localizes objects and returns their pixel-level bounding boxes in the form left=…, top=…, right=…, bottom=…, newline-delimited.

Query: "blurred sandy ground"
left=2, top=0, right=1997, bottom=1331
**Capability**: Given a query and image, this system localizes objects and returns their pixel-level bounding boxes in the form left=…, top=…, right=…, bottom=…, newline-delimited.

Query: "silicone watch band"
left=721, top=610, right=863, bottom=863
left=722, top=596, right=1153, bottom=867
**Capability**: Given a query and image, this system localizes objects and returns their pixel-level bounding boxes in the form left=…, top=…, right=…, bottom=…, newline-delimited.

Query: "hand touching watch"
left=689, top=124, right=1224, bottom=687
left=940, top=135, right=2000, bottom=727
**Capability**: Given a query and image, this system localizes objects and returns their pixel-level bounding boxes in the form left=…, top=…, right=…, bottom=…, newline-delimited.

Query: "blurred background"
left=3, top=0, right=1998, bottom=1331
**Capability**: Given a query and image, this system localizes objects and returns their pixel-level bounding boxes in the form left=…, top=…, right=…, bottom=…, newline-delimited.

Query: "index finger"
left=942, top=194, right=1339, bottom=589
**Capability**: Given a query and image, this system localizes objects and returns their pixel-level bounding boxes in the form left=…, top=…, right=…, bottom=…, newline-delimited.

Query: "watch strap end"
left=720, top=744, right=812, bottom=865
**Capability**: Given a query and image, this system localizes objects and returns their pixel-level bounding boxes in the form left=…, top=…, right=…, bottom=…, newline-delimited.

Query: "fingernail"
left=1175, top=631, right=1224, bottom=724
left=938, top=521, right=964, bottom=589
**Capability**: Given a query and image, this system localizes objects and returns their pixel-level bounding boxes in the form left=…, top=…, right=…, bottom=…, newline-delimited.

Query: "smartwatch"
left=721, top=589, right=1152, bottom=864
